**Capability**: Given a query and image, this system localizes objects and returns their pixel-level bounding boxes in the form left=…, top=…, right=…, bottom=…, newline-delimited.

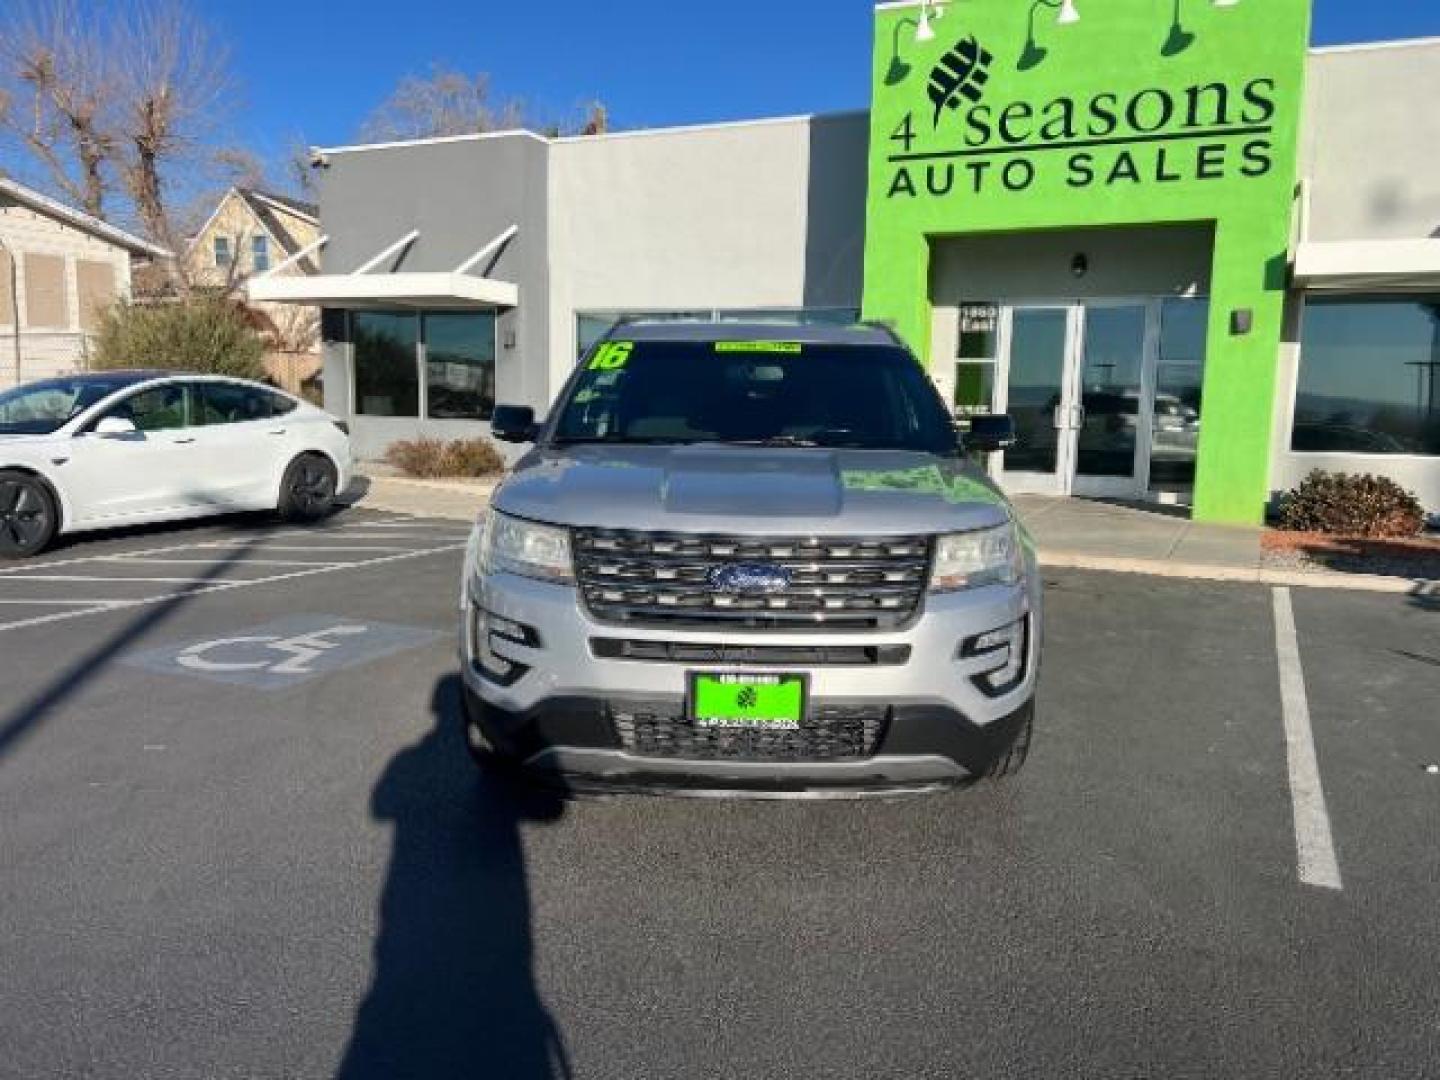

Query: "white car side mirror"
left=94, top=416, right=138, bottom=436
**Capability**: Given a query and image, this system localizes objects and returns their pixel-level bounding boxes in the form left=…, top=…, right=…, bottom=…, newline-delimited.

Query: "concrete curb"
left=364, top=475, right=500, bottom=496
left=1039, top=550, right=1436, bottom=594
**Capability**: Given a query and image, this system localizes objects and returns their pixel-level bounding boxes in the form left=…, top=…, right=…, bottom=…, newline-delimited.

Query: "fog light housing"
left=470, top=604, right=538, bottom=686
left=961, top=616, right=1029, bottom=697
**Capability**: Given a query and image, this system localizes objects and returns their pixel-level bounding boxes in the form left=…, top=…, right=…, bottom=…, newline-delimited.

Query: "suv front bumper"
left=461, top=568, right=1040, bottom=796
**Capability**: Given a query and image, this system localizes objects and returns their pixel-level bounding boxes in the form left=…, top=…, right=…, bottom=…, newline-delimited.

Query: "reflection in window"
left=1292, top=297, right=1440, bottom=456
left=1149, top=299, right=1208, bottom=494
left=426, top=313, right=497, bottom=420
left=354, top=312, right=419, bottom=417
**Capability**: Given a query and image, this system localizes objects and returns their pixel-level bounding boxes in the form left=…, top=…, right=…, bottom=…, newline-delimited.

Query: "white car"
left=0, top=370, right=353, bottom=559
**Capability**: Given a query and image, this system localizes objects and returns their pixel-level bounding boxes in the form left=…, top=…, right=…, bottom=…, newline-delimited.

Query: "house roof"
left=0, top=175, right=171, bottom=258
left=234, top=188, right=320, bottom=274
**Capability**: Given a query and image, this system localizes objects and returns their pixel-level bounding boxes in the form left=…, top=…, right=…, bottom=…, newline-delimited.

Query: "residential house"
left=187, top=187, right=323, bottom=396
left=0, top=176, right=169, bottom=390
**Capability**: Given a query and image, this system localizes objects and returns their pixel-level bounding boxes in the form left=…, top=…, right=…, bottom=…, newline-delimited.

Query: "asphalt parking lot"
left=0, top=508, right=1437, bottom=1079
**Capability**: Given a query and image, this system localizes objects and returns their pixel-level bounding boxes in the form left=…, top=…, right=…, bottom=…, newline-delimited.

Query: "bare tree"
left=0, top=0, right=117, bottom=216
left=109, top=1, right=232, bottom=263
left=360, top=67, right=526, bottom=142
left=0, top=0, right=236, bottom=279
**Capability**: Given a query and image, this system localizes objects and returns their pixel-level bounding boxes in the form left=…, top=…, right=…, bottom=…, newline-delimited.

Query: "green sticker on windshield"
left=715, top=342, right=803, bottom=355
left=588, top=341, right=634, bottom=371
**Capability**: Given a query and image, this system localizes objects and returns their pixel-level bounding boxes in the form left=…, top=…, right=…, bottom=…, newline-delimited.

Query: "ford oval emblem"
left=707, top=563, right=792, bottom=595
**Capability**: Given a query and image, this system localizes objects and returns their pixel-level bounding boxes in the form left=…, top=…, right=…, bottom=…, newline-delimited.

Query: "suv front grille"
left=573, top=529, right=932, bottom=631
left=612, top=702, right=888, bottom=762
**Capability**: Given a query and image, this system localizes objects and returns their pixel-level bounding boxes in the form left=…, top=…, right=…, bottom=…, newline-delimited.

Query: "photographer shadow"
left=337, top=675, right=569, bottom=1079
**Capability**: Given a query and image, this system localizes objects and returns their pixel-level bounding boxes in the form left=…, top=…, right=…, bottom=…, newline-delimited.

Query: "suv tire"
left=986, top=710, right=1033, bottom=779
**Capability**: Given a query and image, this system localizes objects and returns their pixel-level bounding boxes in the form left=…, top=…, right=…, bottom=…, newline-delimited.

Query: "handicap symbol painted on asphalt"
left=126, top=615, right=445, bottom=690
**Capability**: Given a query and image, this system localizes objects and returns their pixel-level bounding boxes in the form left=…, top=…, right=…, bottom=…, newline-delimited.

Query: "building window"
left=955, top=302, right=999, bottom=417
left=252, top=235, right=270, bottom=274
left=426, top=312, right=497, bottom=420
left=214, top=236, right=231, bottom=270
left=1149, top=298, right=1208, bottom=493
left=1291, top=296, right=1440, bottom=456
left=354, top=312, right=420, bottom=417
left=576, top=308, right=862, bottom=360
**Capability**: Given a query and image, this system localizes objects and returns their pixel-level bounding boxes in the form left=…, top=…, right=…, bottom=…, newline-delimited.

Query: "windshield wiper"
left=553, top=435, right=691, bottom=446
left=721, top=436, right=823, bottom=448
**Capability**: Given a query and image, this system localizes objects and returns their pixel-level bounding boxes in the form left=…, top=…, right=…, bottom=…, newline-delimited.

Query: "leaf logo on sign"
left=928, top=35, right=995, bottom=127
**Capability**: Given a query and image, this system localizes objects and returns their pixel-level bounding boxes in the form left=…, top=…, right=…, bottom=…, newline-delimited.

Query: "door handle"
left=1072, top=404, right=1086, bottom=429
left=172, top=436, right=197, bottom=445
left=267, top=428, right=288, bottom=436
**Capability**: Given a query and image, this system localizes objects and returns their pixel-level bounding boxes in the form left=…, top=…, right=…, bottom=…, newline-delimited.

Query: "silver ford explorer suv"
left=459, top=322, right=1040, bottom=796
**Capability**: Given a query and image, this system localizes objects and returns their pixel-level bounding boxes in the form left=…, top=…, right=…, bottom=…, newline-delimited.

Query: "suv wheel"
left=986, top=710, right=1033, bottom=780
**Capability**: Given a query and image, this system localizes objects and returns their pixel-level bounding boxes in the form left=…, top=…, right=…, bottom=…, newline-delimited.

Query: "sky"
left=188, top=0, right=1440, bottom=178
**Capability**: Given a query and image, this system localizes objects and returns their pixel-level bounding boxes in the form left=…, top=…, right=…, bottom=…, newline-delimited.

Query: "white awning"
left=1294, top=239, right=1440, bottom=291
left=247, top=271, right=518, bottom=309
left=245, top=225, right=520, bottom=309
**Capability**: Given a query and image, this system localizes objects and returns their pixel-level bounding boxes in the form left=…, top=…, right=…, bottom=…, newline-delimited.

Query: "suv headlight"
left=476, top=511, right=574, bottom=584
left=929, top=524, right=1024, bottom=593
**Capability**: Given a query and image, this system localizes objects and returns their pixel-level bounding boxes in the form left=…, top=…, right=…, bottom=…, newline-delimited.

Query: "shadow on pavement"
left=337, top=675, right=570, bottom=1080
left=0, top=535, right=265, bottom=763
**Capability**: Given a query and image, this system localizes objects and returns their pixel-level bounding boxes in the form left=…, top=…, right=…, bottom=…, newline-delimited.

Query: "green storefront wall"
left=862, top=0, right=1313, bottom=523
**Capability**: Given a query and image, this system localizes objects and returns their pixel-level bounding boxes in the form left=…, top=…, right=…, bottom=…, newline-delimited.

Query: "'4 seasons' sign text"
left=886, top=34, right=1279, bottom=201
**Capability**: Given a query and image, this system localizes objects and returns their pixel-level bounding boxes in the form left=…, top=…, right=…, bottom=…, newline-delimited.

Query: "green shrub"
left=383, top=437, right=506, bottom=479
left=90, top=298, right=266, bottom=380
left=1276, top=470, right=1425, bottom=538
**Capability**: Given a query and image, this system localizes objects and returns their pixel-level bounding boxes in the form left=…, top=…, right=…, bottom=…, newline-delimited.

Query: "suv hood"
left=494, top=445, right=1013, bottom=536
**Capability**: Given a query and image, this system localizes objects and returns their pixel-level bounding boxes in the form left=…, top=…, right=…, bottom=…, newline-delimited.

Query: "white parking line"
left=1272, top=587, right=1343, bottom=892
left=107, top=557, right=350, bottom=568
left=0, top=598, right=126, bottom=606
left=197, top=544, right=419, bottom=553
left=0, top=574, right=210, bottom=584
left=0, top=542, right=465, bottom=633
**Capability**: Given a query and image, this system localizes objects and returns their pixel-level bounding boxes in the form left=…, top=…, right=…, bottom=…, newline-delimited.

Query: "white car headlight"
left=477, top=510, right=574, bottom=584
left=929, top=524, right=1024, bottom=593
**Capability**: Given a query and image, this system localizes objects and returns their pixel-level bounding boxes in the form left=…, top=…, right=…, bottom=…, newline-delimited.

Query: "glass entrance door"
left=1070, top=302, right=1153, bottom=499
left=994, top=299, right=1188, bottom=500
left=995, top=306, right=1073, bottom=495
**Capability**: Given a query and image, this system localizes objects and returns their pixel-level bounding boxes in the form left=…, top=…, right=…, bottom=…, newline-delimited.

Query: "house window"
left=1291, top=296, right=1440, bottom=456
left=214, top=236, right=232, bottom=270
left=426, top=312, right=497, bottom=420
left=252, top=235, right=270, bottom=274
left=354, top=312, right=420, bottom=417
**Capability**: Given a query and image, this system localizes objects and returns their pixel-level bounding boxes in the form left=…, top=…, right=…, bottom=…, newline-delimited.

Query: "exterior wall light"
left=1165, top=0, right=1240, bottom=56
left=1019, top=0, right=1080, bottom=71
left=916, top=2, right=947, bottom=44
left=1071, top=253, right=1090, bottom=279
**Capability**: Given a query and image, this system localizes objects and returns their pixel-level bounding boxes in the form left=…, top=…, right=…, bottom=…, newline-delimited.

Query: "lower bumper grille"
left=612, top=703, right=888, bottom=762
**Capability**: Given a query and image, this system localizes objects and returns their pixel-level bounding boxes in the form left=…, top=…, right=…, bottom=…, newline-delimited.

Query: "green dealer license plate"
left=690, top=673, right=806, bottom=729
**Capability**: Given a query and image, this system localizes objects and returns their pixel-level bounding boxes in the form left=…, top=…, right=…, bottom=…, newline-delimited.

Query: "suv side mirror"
left=491, top=405, right=538, bottom=444
left=965, top=414, right=1016, bottom=455
left=93, top=416, right=138, bottom=437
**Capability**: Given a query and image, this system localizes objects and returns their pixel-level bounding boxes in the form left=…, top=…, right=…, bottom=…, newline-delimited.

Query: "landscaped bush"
left=90, top=298, right=267, bottom=380
left=1276, top=470, right=1425, bottom=538
left=383, top=437, right=506, bottom=479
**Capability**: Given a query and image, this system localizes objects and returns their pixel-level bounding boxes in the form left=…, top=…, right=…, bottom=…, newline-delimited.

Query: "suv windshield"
left=552, top=340, right=957, bottom=454
left=0, top=376, right=130, bottom=435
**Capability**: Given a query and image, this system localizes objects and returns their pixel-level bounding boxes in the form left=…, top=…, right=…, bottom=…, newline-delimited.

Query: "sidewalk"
left=347, top=477, right=1435, bottom=594
left=1014, top=495, right=1435, bottom=594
